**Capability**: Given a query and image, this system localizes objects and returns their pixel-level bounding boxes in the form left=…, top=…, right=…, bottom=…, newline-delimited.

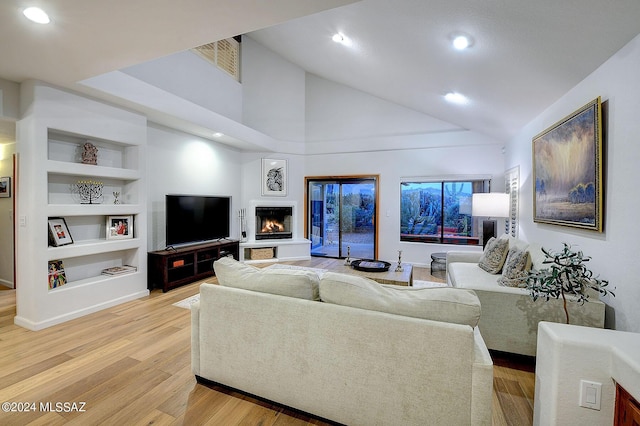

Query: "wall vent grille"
left=193, top=37, right=240, bottom=81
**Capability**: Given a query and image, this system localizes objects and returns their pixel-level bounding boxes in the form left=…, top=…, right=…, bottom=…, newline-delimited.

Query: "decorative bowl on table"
left=350, top=259, right=391, bottom=272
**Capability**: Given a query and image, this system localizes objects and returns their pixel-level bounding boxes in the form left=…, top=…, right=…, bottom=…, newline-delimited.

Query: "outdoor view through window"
left=400, top=180, right=489, bottom=245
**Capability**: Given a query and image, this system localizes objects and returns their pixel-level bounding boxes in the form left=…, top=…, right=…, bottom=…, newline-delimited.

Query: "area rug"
left=172, top=294, right=200, bottom=309
left=412, top=280, right=448, bottom=288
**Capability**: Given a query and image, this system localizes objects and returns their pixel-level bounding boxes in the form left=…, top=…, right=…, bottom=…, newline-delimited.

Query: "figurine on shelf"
left=344, top=245, right=351, bottom=265
left=113, top=191, right=121, bottom=204
left=81, top=142, right=98, bottom=165
left=75, top=180, right=103, bottom=204
left=395, top=250, right=403, bottom=272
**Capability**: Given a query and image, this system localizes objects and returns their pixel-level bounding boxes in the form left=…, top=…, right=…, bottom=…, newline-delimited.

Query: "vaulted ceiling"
left=2, top=0, right=640, bottom=148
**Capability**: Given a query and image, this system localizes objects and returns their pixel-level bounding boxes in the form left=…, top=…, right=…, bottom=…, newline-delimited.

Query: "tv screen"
left=166, top=195, right=231, bottom=247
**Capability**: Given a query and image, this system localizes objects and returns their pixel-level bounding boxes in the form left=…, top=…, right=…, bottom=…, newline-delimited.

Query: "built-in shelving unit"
left=15, top=82, right=148, bottom=330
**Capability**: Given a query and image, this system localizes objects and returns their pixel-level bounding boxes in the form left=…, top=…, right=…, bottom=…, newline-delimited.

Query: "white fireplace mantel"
left=240, top=200, right=310, bottom=263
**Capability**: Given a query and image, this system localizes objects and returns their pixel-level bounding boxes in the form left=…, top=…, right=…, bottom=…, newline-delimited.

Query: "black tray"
left=350, top=259, right=391, bottom=272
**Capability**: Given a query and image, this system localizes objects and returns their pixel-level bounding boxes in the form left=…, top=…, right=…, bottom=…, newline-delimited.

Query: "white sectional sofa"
left=191, top=257, right=493, bottom=425
left=446, top=236, right=606, bottom=357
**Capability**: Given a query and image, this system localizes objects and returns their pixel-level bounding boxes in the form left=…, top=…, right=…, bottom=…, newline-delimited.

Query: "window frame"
left=400, top=177, right=491, bottom=246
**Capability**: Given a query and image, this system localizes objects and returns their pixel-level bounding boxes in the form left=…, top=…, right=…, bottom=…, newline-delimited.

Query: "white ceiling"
left=2, top=0, right=640, bottom=147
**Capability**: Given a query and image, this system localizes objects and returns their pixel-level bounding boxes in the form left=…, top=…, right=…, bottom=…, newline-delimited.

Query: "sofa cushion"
left=320, top=272, right=481, bottom=327
left=478, top=237, right=509, bottom=274
left=213, top=257, right=320, bottom=300
left=498, top=247, right=531, bottom=288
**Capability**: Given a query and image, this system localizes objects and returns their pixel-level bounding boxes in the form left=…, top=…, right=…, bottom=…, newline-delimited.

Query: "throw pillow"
left=213, top=257, right=320, bottom=300
left=319, top=272, right=481, bottom=328
left=478, top=237, right=509, bottom=274
left=498, top=247, right=531, bottom=288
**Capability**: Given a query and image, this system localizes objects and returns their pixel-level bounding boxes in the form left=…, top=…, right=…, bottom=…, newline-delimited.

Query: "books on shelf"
left=48, top=260, right=67, bottom=289
left=101, top=265, right=138, bottom=276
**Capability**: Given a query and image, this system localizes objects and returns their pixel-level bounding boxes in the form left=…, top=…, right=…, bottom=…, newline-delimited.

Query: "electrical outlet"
left=579, top=380, right=602, bottom=410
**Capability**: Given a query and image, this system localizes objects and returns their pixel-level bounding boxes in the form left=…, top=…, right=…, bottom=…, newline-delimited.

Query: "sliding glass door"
left=307, top=176, right=378, bottom=259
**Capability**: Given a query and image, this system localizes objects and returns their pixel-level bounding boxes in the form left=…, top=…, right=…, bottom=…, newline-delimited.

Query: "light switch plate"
left=579, top=380, right=602, bottom=410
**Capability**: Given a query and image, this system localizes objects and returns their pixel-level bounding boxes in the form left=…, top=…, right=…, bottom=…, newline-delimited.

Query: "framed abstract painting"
left=261, top=158, right=287, bottom=196
left=532, top=97, right=603, bottom=231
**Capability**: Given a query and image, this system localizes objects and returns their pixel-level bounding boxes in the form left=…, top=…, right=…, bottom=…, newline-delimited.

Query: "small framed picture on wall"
left=261, top=158, right=287, bottom=196
left=0, top=177, right=10, bottom=198
left=106, top=215, right=134, bottom=240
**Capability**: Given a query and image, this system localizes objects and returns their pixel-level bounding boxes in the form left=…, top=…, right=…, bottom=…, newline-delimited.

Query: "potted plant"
left=526, top=243, right=614, bottom=324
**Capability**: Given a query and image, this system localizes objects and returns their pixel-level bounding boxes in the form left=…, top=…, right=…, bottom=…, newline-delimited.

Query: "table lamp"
left=472, top=193, right=510, bottom=248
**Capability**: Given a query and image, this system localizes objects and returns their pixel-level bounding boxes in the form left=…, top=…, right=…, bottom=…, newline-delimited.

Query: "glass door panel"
left=340, top=182, right=375, bottom=259
left=307, top=177, right=377, bottom=259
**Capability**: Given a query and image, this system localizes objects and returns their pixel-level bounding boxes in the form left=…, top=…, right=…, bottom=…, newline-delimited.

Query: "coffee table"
left=277, top=258, right=413, bottom=286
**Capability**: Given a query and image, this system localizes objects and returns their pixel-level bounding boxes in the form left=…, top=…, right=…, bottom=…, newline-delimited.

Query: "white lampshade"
left=472, top=193, right=510, bottom=218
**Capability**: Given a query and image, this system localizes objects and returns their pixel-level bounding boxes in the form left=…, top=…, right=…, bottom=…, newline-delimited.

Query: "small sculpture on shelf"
left=75, top=180, right=103, bottom=204
left=344, top=246, right=351, bottom=265
left=113, top=191, right=121, bottom=204
left=81, top=142, right=98, bottom=165
left=395, top=250, right=403, bottom=272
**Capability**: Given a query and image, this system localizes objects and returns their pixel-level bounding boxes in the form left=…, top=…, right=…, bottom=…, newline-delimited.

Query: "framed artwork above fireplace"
left=261, top=158, right=287, bottom=196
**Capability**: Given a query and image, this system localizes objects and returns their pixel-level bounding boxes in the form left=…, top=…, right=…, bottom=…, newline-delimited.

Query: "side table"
left=430, top=252, right=447, bottom=279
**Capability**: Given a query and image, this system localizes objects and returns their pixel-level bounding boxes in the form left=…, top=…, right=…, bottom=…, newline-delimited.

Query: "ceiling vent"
left=193, top=37, right=240, bottom=81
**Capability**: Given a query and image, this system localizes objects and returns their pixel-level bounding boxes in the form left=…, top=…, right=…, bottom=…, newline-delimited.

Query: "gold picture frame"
left=533, top=97, right=603, bottom=231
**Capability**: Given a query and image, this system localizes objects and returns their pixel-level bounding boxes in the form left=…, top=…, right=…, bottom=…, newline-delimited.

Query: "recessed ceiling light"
left=444, top=92, right=469, bottom=105
left=453, top=35, right=470, bottom=50
left=332, top=33, right=352, bottom=47
left=23, top=7, right=50, bottom=24
left=212, top=132, right=224, bottom=138
left=450, top=32, right=474, bottom=50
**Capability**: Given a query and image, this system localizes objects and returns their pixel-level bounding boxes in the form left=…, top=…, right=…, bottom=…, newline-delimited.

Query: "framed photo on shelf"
left=48, top=217, right=74, bottom=246
left=0, top=177, right=10, bottom=198
left=106, top=215, right=134, bottom=240
left=48, top=260, right=67, bottom=289
left=261, top=158, right=287, bottom=196
left=533, top=97, right=603, bottom=231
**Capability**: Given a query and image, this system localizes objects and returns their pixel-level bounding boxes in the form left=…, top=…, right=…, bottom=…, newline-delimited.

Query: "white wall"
left=0, top=142, right=14, bottom=287
left=0, top=78, right=20, bottom=119
left=146, top=123, right=243, bottom=251
left=505, top=33, right=640, bottom=333
left=122, top=50, right=243, bottom=123
left=242, top=37, right=306, bottom=143
left=304, top=137, right=505, bottom=265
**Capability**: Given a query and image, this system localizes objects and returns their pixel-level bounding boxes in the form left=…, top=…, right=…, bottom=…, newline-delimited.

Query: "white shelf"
left=48, top=204, right=143, bottom=217
left=49, top=271, right=140, bottom=293
left=47, top=160, right=140, bottom=180
left=240, top=238, right=311, bottom=263
left=47, top=238, right=141, bottom=260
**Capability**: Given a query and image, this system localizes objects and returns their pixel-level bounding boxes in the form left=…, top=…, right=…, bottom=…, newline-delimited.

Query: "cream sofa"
left=191, top=257, right=493, bottom=425
left=446, top=236, right=606, bottom=357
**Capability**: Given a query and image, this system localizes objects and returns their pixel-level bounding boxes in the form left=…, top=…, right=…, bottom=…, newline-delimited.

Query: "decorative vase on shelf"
left=113, top=192, right=121, bottom=204
left=75, top=180, right=104, bottom=204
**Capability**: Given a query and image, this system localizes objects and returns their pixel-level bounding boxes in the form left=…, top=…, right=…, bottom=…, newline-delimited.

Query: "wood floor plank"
left=0, top=266, right=536, bottom=425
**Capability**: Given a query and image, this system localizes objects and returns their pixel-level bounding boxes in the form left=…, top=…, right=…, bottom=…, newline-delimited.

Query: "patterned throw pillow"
left=478, top=237, right=509, bottom=274
left=498, top=247, right=532, bottom=288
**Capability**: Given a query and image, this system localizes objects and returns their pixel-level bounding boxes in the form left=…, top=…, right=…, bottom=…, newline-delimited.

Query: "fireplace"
left=255, top=206, right=293, bottom=240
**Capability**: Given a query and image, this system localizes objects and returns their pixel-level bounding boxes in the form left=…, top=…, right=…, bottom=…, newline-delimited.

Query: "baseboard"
left=13, top=290, right=149, bottom=331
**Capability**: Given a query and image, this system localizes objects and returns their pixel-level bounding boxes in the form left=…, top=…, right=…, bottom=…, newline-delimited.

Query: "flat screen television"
left=166, top=194, right=231, bottom=247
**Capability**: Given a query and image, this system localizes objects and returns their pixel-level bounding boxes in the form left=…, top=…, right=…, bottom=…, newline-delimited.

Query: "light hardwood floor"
left=0, top=263, right=534, bottom=425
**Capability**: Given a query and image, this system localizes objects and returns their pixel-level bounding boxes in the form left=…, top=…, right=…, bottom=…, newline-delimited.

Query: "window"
left=400, top=179, right=490, bottom=245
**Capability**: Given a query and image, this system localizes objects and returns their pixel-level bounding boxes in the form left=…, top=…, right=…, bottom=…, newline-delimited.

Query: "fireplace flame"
left=261, top=219, right=285, bottom=233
